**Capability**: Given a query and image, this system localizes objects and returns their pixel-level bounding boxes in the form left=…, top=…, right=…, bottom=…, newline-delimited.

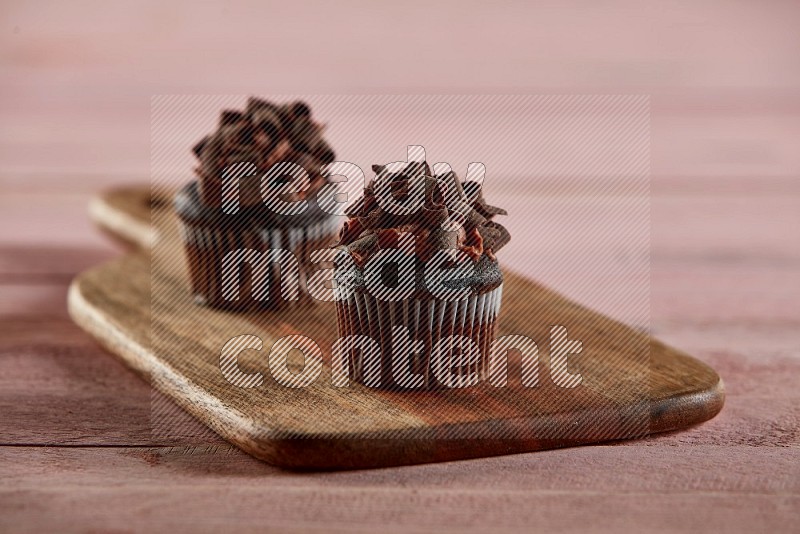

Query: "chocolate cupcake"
left=176, top=97, right=340, bottom=310
left=333, top=161, right=510, bottom=389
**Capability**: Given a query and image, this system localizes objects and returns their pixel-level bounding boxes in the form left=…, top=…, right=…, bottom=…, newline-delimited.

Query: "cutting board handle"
left=89, top=186, right=171, bottom=249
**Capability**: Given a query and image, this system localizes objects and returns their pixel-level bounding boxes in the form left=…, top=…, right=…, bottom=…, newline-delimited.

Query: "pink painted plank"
left=0, top=445, right=795, bottom=495
left=0, top=446, right=797, bottom=533
left=0, top=246, right=117, bottom=283
left=0, top=194, right=116, bottom=249
left=0, top=287, right=71, bottom=318
left=0, top=318, right=221, bottom=446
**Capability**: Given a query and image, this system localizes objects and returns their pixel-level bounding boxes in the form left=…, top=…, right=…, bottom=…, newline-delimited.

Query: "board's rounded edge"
left=650, top=374, right=725, bottom=434
left=67, top=265, right=150, bottom=376
left=67, top=262, right=306, bottom=466
left=89, top=187, right=154, bottom=250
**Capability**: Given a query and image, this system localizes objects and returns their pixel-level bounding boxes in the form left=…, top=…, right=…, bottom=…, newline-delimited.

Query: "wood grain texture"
left=67, top=187, right=723, bottom=469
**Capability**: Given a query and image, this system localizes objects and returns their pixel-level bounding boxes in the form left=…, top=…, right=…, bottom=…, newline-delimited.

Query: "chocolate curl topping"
left=477, top=221, right=510, bottom=258
left=463, top=180, right=507, bottom=217
left=219, top=110, right=245, bottom=126
left=289, top=101, right=311, bottom=119
left=347, top=234, right=378, bottom=268
left=192, top=136, right=209, bottom=158
left=191, top=97, right=338, bottom=208
left=245, top=97, right=279, bottom=116
left=337, top=161, right=510, bottom=263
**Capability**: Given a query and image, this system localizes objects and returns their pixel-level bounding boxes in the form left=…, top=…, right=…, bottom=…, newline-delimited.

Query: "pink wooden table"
left=1, top=2, right=798, bottom=532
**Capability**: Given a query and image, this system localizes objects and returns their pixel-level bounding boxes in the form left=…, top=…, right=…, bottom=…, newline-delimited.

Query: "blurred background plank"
left=1, top=1, right=799, bottom=178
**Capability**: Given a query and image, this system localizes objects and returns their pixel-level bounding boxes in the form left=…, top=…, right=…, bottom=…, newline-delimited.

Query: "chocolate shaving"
left=347, top=234, right=378, bottom=267
left=478, top=221, right=511, bottom=253
left=475, top=192, right=508, bottom=218
left=192, top=136, right=209, bottom=158
left=220, top=110, right=245, bottom=126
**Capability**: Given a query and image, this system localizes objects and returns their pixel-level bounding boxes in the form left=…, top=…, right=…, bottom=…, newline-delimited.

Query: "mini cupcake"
left=176, top=97, right=340, bottom=311
left=334, top=161, right=510, bottom=389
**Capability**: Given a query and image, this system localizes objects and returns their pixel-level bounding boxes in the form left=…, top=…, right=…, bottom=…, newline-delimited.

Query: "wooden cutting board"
left=68, top=186, right=724, bottom=469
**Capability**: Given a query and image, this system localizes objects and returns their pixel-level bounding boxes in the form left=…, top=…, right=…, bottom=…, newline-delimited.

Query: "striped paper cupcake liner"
left=178, top=216, right=340, bottom=310
left=335, top=284, right=503, bottom=390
